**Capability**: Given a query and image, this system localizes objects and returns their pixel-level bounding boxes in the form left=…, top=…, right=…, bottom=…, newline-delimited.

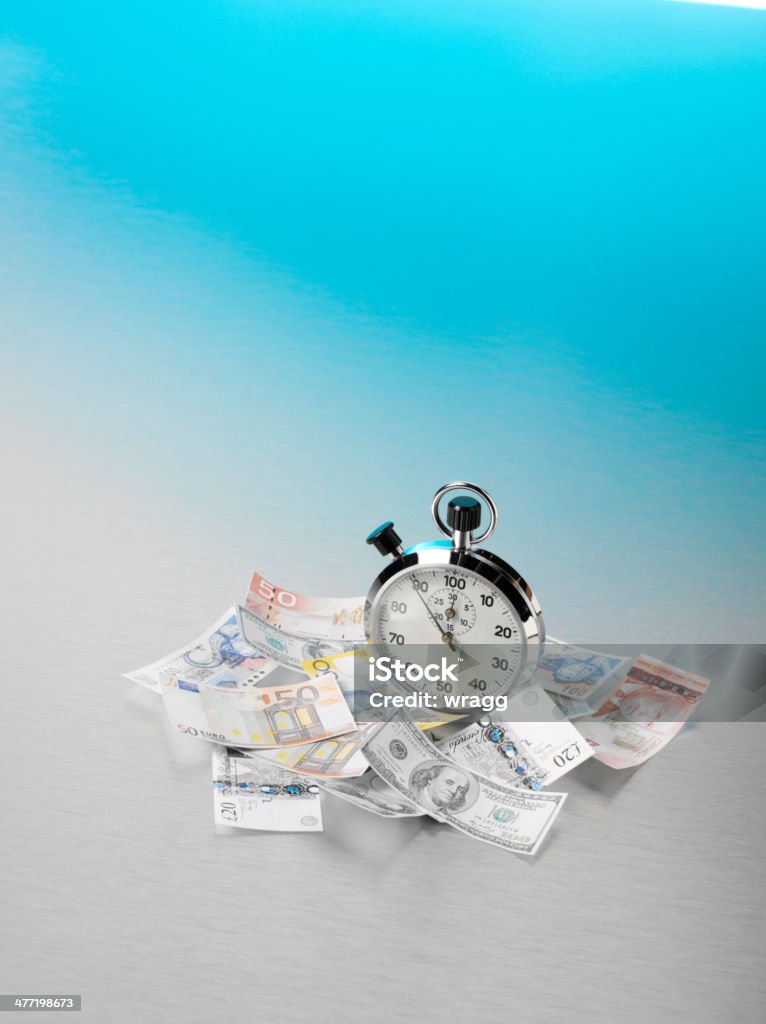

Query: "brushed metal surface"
left=1, top=437, right=764, bottom=1023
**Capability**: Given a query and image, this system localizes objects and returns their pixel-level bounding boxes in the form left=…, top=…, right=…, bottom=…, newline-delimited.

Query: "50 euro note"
left=244, top=569, right=366, bottom=643
left=575, top=654, right=710, bottom=768
left=160, top=667, right=356, bottom=748
left=241, top=723, right=380, bottom=779
left=212, top=748, right=323, bottom=832
left=301, top=649, right=456, bottom=730
left=363, top=719, right=567, bottom=855
left=125, top=607, right=275, bottom=694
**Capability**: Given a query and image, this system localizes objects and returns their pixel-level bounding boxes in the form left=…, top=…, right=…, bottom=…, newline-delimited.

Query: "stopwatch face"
left=367, top=562, right=530, bottom=698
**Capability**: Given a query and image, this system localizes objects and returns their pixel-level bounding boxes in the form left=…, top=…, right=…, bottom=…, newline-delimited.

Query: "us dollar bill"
left=124, top=607, right=272, bottom=693
left=319, top=770, right=425, bottom=818
left=160, top=668, right=356, bottom=747
left=363, top=719, right=567, bottom=855
left=212, top=748, right=323, bottom=831
left=534, top=638, right=628, bottom=700
left=245, top=570, right=366, bottom=643
left=575, top=655, right=710, bottom=768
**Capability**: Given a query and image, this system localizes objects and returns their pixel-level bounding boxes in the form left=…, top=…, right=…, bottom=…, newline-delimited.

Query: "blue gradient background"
left=1, top=0, right=764, bottom=641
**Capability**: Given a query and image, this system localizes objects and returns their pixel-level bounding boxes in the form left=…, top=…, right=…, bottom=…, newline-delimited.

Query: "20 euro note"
left=124, top=607, right=274, bottom=694
left=575, top=654, right=710, bottom=768
left=364, top=719, right=567, bottom=855
left=245, top=569, right=366, bottom=643
left=160, top=667, right=356, bottom=748
left=212, top=748, right=323, bottom=832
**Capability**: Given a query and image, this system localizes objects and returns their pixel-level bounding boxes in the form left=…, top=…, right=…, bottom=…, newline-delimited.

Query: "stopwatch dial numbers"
left=426, top=588, right=476, bottom=637
left=372, top=566, right=526, bottom=694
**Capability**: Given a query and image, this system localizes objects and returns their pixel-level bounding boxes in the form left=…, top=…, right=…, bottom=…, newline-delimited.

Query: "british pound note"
left=212, top=748, right=323, bottom=831
left=440, top=711, right=591, bottom=791
left=125, top=608, right=272, bottom=693
left=575, top=654, right=710, bottom=768
left=546, top=691, right=593, bottom=720
left=535, top=638, right=628, bottom=700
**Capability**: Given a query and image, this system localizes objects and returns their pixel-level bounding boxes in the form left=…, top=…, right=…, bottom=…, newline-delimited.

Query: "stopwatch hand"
left=410, top=576, right=459, bottom=653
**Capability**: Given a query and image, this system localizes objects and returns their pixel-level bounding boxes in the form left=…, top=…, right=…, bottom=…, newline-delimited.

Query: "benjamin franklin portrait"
left=409, top=762, right=474, bottom=814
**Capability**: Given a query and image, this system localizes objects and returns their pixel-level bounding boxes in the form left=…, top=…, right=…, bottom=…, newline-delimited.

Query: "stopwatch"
left=364, top=483, right=544, bottom=702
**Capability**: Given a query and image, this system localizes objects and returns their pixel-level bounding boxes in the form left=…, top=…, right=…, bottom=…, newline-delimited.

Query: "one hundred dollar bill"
left=575, top=654, right=710, bottom=768
left=160, top=668, right=356, bottom=748
left=319, top=770, right=425, bottom=818
left=212, top=748, right=323, bottom=831
left=364, top=720, right=567, bottom=855
left=534, top=638, right=628, bottom=700
left=124, top=607, right=272, bottom=693
left=245, top=570, right=366, bottom=643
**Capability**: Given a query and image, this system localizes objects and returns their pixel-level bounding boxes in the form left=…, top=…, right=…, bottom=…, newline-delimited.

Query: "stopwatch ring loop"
left=431, top=482, right=498, bottom=544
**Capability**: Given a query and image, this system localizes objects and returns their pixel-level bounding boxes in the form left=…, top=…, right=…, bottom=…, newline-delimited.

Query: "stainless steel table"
left=1, top=436, right=764, bottom=1023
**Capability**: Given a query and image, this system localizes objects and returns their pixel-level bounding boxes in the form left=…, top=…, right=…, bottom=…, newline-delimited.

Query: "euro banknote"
left=245, top=569, right=366, bottom=643
left=125, top=607, right=273, bottom=693
left=535, top=638, right=628, bottom=700
left=363, top=719, right=567, bottom=855
left=301, top=648, right=456, bottom=729
left=212, top=748, right=323, bottom=831
left=160, top=668, right=356, bottom=747
left=319, top=770, right=425, bottom=818
left=243, top=724, right=380, bottom=779
left=575, top=654, right=710, bottom=768
left=302, top=648, right=370, bottom=707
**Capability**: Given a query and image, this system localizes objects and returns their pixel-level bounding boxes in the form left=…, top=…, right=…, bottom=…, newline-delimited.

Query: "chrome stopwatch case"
left=364, top=483, right=544, bottom=702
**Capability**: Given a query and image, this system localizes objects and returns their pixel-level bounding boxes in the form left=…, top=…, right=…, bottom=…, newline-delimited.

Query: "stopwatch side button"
left=447, top=496, right=482, bottom=534
left=366, top=521, right=404, bottom=558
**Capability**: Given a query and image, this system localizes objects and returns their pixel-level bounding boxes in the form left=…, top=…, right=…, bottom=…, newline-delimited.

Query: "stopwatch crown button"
left=365, top=521, right=403, bottom=558
left=447, top=496, right=481, bottom=534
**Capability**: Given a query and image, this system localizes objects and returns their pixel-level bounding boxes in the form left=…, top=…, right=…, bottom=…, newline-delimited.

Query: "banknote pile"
left=125, top=570, right=709, bottom=854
